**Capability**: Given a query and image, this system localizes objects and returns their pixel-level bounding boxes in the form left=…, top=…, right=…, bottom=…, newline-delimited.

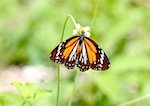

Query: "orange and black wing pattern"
left=50, top=36, right=80, bottom=69
left=50, top=35, right=110, bottom=71
left=84, top=37, right=110, bottom=70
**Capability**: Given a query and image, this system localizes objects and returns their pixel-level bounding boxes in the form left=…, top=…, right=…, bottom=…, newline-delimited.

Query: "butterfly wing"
left=50, top=35, right=110, bottom=71
left=84, top=37, right=110, bottom=70
left=50, top=36, right=79, bottom=69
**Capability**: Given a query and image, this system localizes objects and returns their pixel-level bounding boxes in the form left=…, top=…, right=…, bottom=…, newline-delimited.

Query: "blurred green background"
left=0, top=0, right=150, bottom=106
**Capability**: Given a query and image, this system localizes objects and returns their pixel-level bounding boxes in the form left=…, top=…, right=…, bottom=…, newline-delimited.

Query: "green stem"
left=56, top=15, right=77, bottom=106
left=56, top=65, right=60, bottom=106
left=68, top=71, right=79, bottom=106
left=60, top=15, right=77, bottom=41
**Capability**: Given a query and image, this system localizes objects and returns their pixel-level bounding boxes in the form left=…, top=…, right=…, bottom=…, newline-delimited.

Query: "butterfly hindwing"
left=77, top=40, right=90, bottom=72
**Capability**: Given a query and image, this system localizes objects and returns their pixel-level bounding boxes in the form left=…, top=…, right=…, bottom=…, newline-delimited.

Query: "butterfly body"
left=50, top=32, right=110, bottom=72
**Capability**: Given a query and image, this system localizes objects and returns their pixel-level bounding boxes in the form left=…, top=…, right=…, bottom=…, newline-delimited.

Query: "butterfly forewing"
left=50, top=36, right=79, bottom=66
left=65, top=39, right=79, bottom=69
left=85, top=37, right=110, bottom=70
left=50, top=42, right=65, bottom=64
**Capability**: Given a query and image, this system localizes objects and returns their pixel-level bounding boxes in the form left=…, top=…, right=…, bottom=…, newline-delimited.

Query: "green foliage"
left=0, top=0, right=150, bottom=106
left=0, top=81, right=51, bottom=106
left=13, top=81, right=51, bottom=101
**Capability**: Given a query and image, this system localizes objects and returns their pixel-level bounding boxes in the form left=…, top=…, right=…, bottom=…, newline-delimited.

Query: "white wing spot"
left=100, top=50, right=104, bottom=64
left=99, top=64, right=102, bottom=67
left=55, top=60, right=58, bottom=62
left=56, top=43, right=62, bottom=58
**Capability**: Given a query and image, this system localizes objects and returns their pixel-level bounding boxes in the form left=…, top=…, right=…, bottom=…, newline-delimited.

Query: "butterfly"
left=50, top=24, right=110, bottom=72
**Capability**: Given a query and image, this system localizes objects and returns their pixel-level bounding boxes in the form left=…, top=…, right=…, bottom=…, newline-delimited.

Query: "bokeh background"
left=0, top=0, right=150, bottom=106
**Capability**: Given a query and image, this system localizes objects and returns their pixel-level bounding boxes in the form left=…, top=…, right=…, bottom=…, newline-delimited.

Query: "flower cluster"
left=72, top=24, right=91, bottom=37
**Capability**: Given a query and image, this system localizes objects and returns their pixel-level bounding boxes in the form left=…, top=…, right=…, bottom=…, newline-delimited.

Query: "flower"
left=72, top=24, right=91, bottom=37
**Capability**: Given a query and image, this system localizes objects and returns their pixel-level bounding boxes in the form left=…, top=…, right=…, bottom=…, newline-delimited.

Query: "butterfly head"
left=73, top=24, right=91, bottom=37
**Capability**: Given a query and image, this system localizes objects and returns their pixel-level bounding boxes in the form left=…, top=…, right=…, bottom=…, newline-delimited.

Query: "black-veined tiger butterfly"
left=50, top=24, right=110, bottom=72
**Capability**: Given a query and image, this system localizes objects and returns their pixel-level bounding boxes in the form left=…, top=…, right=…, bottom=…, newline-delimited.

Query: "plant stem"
left=56, top=65, right=60, bottom=106
left=56, top=15, right=77, bottom=106
left=60, top=15, right=77, bottom=41
left=68, top=71, right=79, bottom=106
